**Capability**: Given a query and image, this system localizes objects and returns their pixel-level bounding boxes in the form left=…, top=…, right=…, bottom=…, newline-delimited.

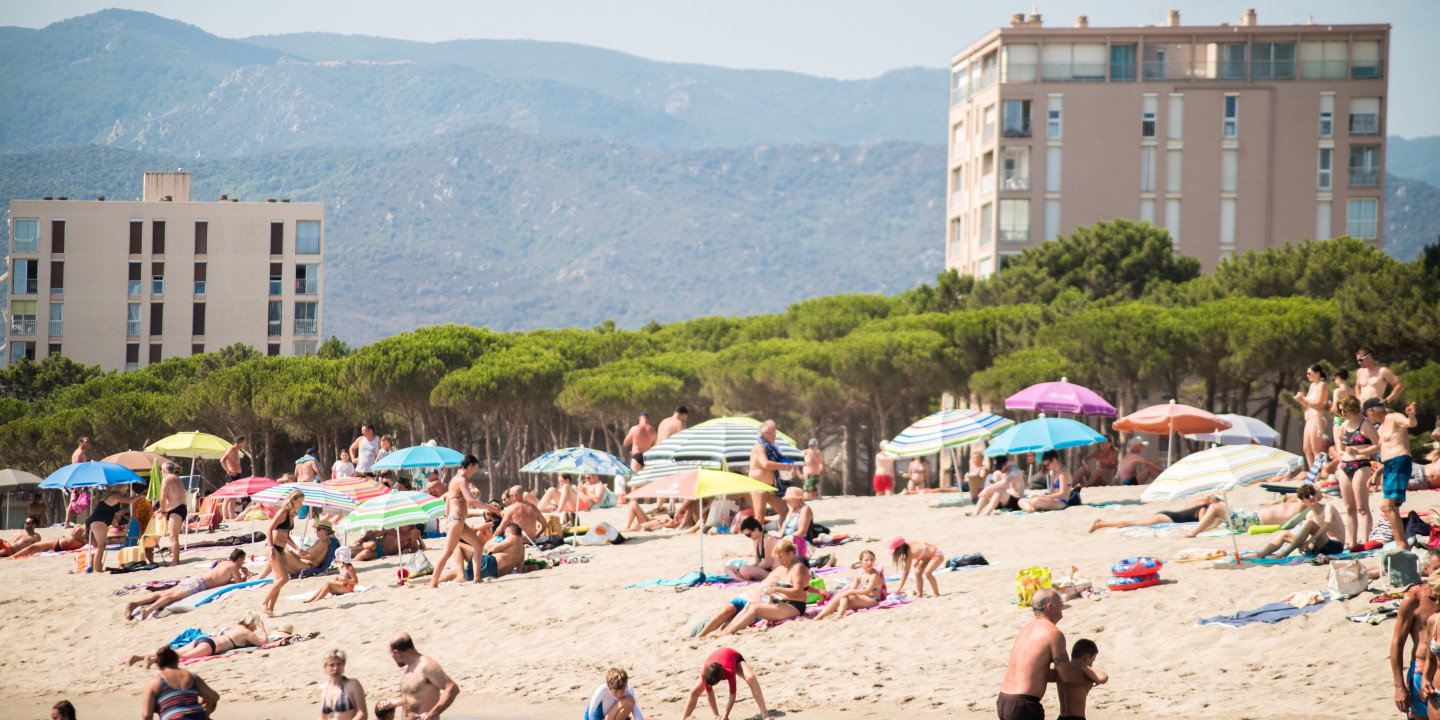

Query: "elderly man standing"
left=159, top=462, right=187, bottom=567
left=748, top=420, right=796, bottom=528
left=997, top=588, right=1089, bottom=720
left=623, top=412, right=657, bottom=472
left=376, top=633, right=459, bottom=720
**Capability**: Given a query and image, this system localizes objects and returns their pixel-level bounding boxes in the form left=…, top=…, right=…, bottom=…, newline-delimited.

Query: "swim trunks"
left=1121, top=477, right=1137, bottom=486
left=1384, top=456, right=1413, bottom=503
left=1226, top=508, right=1261, bottom=533
left=1159, top=506, right=1203, bottom=524
left=630, top=452, right=645, bottom=469
left=1411, top=660, right=1428, bottom=718
left=166, top=504, right=187, bottom=520
left=996, top=692, right=1045, bottom=720
left=228, top=472, right=243, bottom=481
left=804, top=474, right=820, bottom=492
left=175, top=575, right=207, bottom=597
left=1057, top=716, right=1085, bottom=720
left=1305, top=538, right=1344, bottom=556
left=1002, top=495, right=1022, bottom=511
left=873, top=474, right=894, bottom=494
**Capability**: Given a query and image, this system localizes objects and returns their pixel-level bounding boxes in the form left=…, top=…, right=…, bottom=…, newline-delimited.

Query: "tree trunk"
left=263, top=424, right=275, bottom=479
left=841, top=420, right=856, bottom=496
left=483, top=426, right=497, bottom=498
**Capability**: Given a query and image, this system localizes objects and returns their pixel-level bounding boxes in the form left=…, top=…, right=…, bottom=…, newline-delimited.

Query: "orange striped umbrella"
left=323, top=476, right=390, bottom=504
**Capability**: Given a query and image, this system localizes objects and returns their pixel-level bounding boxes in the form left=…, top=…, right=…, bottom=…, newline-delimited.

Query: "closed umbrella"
left=627, top=468, right=781, bottom=577
left=1141, top=445, right=1304, bottom=558
left=1006, top=377, right=1117, bottom=417
left=1115, top=400, right=1233, bottom=465
left=371, top=445, right=466, bottom=471
left=1183, top=414, right=1281, bottom=447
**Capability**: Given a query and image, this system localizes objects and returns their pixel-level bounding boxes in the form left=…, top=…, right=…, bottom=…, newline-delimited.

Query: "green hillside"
left=1386, top=173, right=1440, bottom=261
left=0, top=130, right=946, bottom=343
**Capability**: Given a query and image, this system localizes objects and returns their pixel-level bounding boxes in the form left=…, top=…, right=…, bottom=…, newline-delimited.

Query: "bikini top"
left=321, top=678, right=356, bottom=714
left=1343, top=422, right=1370, bottom=448
left=274, top=509, right=294, bottom=533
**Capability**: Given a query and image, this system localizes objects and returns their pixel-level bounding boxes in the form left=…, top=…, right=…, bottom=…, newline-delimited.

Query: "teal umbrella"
left=983, top=417, right=1105, bottom=457
left=371, top=445, right=465, bottom=471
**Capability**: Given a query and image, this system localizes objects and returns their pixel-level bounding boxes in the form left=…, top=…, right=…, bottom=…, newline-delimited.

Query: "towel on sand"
left=284, top=585, right=374, bottom=601
left=627, top=572, right=731, bottom=589
left=1198, top=594, right=1330, bottom=627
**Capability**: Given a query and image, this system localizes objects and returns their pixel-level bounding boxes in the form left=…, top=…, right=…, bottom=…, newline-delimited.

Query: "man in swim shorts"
left=1115, top=440, right=1162, bottom=485
left=124, top=549, right=249, bottom=620
left=998, top=589, right=1089, bottom=720
left=1255, top=483, right=1347, bottom=558
left=0, top=515, right=42, bottom=557
left=1183, top=499, right=1302, bottom=538
left=159, top=462, right=187, bottom=567
left=873, top=442, right=897, bottom=496
left=803, top=439, right=825, bottom=499
left=1391, top=550, right=1440, bottom=718
left=623, top=412, right=656, bottom=472
left=1368, top=398, right=1419, bottom=552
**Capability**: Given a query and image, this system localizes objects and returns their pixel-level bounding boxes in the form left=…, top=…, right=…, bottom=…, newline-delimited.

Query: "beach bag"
left=706, top=499, right=739, bottom=529
left=1327, top=559, right=1369, bottom=599
left=1385, top=551, right=1421, bottom=589
left=401, top=550, right=433, bottom=579
left=1015, top=566, right=1052, bottom=607
left=577, top=521, right=620, bottom=546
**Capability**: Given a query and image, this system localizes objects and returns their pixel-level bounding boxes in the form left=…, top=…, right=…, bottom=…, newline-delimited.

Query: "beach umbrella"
left=628, top=467, right=781, bottom=576
left=147, top=432, right=237, bottom=489
left=0, top=468, right=43, bottom=529
left=39, top=461, right=145, bottom=490
left=983, top=417, right=1106, bottom=457
left=253, top=482, right=358, bottom=514
left=103, top=450, right=169, bottom=473
left=209, top=476, right=281, bottom=499
left=1114, top=400, right=1232, bottom=465
left=371, top=445, right=466, bottom=471
left=1006, top=377, right=1117, bottom=417
left=520, top=447, right=634, bottom=477
left=628, top=460, right=721, bottom=488
left=336, top=490, right=445, bottom=558
left=324, top=476, right=391, bottom=504
left=1182, top=414, right=1281, bottom=448
left=1141, top=444, right=1305, bottom=558
left=886, top=408, right=1014, bottom=474
left=647, top=418, right=803, bottom=469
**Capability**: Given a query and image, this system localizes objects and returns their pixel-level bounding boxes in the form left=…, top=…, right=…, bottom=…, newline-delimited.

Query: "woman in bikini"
left=1333, top=394, right=1379, bottom=548
left=722, top=516, right=779, bottom=581
left=813, top=549, right=886, bottom=620
left=429, top=455, right=489, bottom=588
left=890, top=535, right=945, bottom=598
left=126, top=612, right=268, bottom=667
left=1294, top=364, right=1330, bottom=467
left=87, top=486, right=142, bottom=573
left=318, top=648, right=368, bottom=720
left=260, top=489, right=304, bottom=616
left=1019, top=450, right=1075, bottom=513
left=139, top=645, right=220, bottom=720
left=711, top=539, right=810, bottom=636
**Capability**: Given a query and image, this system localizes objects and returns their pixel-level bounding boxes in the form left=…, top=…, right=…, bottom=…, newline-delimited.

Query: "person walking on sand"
left=873, top=442, right=898, bottom=496
left=260, top=490, right=303, bottom=616
left=904, top=455, right=931, bottom=494
left=1368, top=398, right=1419, bottom=552
left=681, top=647, right=773, bottom=720
left=657, top=406, right=688, bottom=443
left=802, top=438, right=825, bottom=499
left=623, top=412, right=657, bottom=472
left=996, top=588, right=1090, bottom=720
left=220, top=436, right=246, bottom=482
left=1356, top=346, right=1405, bottom=404
left=430, top=456, right=489, bottom=588
left=158, top=462, right=187, bottom=567
left=748, top=420, right=796, bottom=527
left=375, top=633, right=458, bottom=720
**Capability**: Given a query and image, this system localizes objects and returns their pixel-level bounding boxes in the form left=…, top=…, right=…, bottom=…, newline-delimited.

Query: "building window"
left=270, top=262, right=283, bottom=296
left=950, top=167, right=964, bottom=208
left=1316, top=200, right=1332, bottom=241
left=981, top=150, right=995, bottom=194
left=295, top=264, right=320, bottom=295
left=1109, top=44, right=1136, bottom=81
left=192, top=303, right=206, bottom=337
left=1001, top=147, right=1030, bottom=190
left=125, top=342, right=139, bottom=371
left=1221, top=43, right=1247, bottom=80
left=152, top=220, right=166, bottom=255
left=1044, top=147, right=1061, bottom=193
left=1044, top=199, right=1061, bottom=240
left=1222, top=96, right=1238, bottom=138
left=1002, top=44, right=1037, bottom=83
left=1139, top=198, right=1156, bottom=225
left=294, top=302, right=318, bottom=336
left=12, top=260, right=37, bottom=295
left=1318, top=148, right=1333, bottom=190
left=147, top=343, right=161, bottom=365
left=48, top=302, right=62, bottom=337
left=50, top=220, right=65, bottom=254
left=1167, top=95, right=1183, bottom=140
left=191, top=344, right=205, bottom=356
left=10, top=341, right=35, bottom=364
left=129, top=220, right=142, bottom=254
left=982, top=104, right=996, bottom=143
left=267, top=343, right=281, bottom=357
left=126, top=303, right=141, bottom=337
left=951, top=122, right=965, bottom=160
left=128, top=262, right=142, bottom=296
left=1300, top=41, right=1348, bottom=80
left=9, top=301, right=36, bottom=336
left=151, top=262, right=165, bottom=296
left=1166, top=150, right=1183, bottom=193
left=1046, top=97, right=1062, bottom=139
left=1349, top=98, right=1380, bottom=135
left=1002, top=100, right=1031, bottom=137
left=296, top=220, right=321, bottom=254
left=1347, top=198, right=1378, bottom=239
left=12, top=219, right=37, bottom=253
left=1351, top=40, right=1382, bottom=79
left=1221, top=150, right=1238, bottom=193
left=294, top=341, right=318, bottom=357
left=1040, top=43, right=1105, bottom=81
left=194, top=262, right=206, bottom=295
left=950, top=63, right=970, bottom=105
left=1252, top=42, right=1295, bottom=79
left=1319, top=95, right=1334, bottom=138
left=979, top=50, right=998, bottom=89
left=1348, top=145, right=1380, bottom=187
left=149, top=302, right=163, bottom=336
left=194, top=221, right=208, bottom=255
left=268, top=301, right=282, bottom=337
left=1165, top=199, right=1181, bottom=244
left=49, top=261, right=63, bottom=295
left=48, top=343, right=61, bottom=358
left=979, top=203, right=993, bottom=244
left=270, top=222, right=284, bottom=255
left=1220, top=198, right=1237, bottom=246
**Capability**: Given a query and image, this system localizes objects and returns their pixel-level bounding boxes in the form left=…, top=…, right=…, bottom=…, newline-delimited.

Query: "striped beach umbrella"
left=336, top=491, right=445, bottom=533
left=521, top=447, right=634, bottom=477
left=324, top=476, right=391, bottom=504
left=371, top=445, right=466, bottom=471
left=209, top=476, right=279, bottom=499
left=886, top=408, right=1014, bottom=457
left=253, top=482, right=358, bottom=514
left=1141, top=445, right=1304, bottom=504
left=648, top=418, right=803, bottom=468
left=627, top=460, right=721, bottom=487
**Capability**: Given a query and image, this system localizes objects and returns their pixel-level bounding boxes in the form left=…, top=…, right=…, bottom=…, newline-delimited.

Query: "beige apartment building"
left=3, top=172, right=324, bottom=371
left=945, top=9, right=1389, bottom=276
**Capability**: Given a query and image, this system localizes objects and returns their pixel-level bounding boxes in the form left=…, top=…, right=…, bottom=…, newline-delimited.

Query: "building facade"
left=3, top=173, right=324, bottom=371
left=945, top=9, right=1388, bottom=276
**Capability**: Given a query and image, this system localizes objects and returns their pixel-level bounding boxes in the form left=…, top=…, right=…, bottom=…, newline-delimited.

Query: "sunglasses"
left=1356, top=353, right=1372, bottom=362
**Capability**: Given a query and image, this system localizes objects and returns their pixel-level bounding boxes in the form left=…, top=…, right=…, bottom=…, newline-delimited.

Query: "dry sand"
left=2, top=483, right=1427, bottom=720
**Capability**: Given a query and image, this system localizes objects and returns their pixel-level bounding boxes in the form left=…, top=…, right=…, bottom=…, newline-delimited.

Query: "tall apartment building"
left=945, top=9, right=1388, bottom=276
left=3, top=173, right=324, bottom=371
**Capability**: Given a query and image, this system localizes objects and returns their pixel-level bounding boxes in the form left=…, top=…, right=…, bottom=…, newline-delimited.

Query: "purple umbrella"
left=1006, top=377, right=1116, bottom=417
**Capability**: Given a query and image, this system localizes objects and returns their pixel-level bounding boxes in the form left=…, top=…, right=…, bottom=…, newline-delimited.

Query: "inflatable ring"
left=1106, top=572, right=1160, bottom=591
left=1111, top=556, right=1163, bottom=577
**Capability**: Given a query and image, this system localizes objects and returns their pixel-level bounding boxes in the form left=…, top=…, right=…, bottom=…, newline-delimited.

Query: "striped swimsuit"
left=156, top=675, right=208, bottom=720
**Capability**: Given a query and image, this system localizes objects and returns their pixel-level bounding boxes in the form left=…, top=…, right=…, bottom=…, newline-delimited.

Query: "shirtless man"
left=997, top=588, right=1089, bottom=720
left=1183, top=498, right=1302, bottom=538
left=424, top=470, right=445, bottom=497
left=1255, top=483, right=1347, bottom=558
left=536, top=475, right=580, bottom=514
left=220, top=436, right=245, bottom=482
left=904, top=456, right=931, bottom=494
left=483, top=522, right=527, bottom=578
left=1116, top=440, right=1162, bottom=485
left=802, top=439, right=825, bottom=499
left=350, top=424, right=382, bottom=476
left=1368, top=398, right=1419, bottom=552
left=873, top=442, right=897, bottom=496
left=295, top=449, right=320, bottom=483
left=158, top=461, right=187, bottom=567
left=124, top=549, right=249, bottom=620
left=0, top=515, right=42, bottom=557
left=1356, top=346, right=1405, bottom=404
left=657, top=406, right=688, bottom=443
left=429, top=456, right=489, bottom=588
left=72, top=436, right=91, bottom=464
left=376, top=634, right=459, bottom=720
left=26, top=493, right=46, bottom=527
left=352, top=525, right=425, bottom=561
left=623, top=412, right=657, bottom=472
left=498, top=485, right=545, bottom=539
left=748, top=420, right=794, bottom=526
left=965, top=450, right=989, bottom=503
left=1075, top=439, right=1119, bottom=487
left=1392, top=548, right=1440, bottom=718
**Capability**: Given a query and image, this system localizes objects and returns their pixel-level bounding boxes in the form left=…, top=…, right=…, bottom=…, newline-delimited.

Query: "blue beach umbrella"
left=520, top=447, right=634, bottom=477
left=371, top=445, right=466, bottom=471
left=39, top=461, right=145, bottom=490
left=983, top=417, right=1105, bottom=457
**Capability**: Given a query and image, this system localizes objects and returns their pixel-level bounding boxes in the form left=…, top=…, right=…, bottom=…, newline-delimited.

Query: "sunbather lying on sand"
left=350, top=525, right=425, bottom=561
left=1088, top=496, right=1216, bottom=533
left=10, top=525, right=86, bottom=558
left=0, top=515, right=42, bottom=557
left=1185, top=498, right=1303, bottom=538
left=125, top=611, right=268, bottom=666
left=124, top=550, right=249, bottom=621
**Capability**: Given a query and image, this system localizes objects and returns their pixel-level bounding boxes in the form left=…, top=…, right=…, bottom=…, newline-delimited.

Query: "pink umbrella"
left=1006, top=377, right=1116, bottom=417
left=208, top=476, right=279, bottom=498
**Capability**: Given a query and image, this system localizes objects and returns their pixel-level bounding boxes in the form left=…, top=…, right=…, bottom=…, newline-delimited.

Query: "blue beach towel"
left=626, top=571, right=730, bottom=589
left=1198, top=594, right=1330, bottom=627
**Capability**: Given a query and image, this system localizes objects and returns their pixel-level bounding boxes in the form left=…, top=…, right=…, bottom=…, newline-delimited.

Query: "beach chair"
left=294, top=538, right=340, bottom=579
left=1260, top=452, right=1327, bottom=498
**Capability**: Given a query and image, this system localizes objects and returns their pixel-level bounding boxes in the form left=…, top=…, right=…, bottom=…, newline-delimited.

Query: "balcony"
left=1351, top=61, right=1384, bottom=79
left=998, top=228, right=1030, bottom=242
left=1348, top=168, right=1380, bottom=187
left=982, top=122, right=996, bottom=143
left=1349, top=113, right=1380, bottom=135
left=294, top=319, right=318, bottom=336
left=980, top=174, right=995, bottom=195
left=1039, top=63, right=1106, bottom=82
left=950, top=87, right=965, bottom=106
left=1001, top=117, right=1032, bottom=138
left=1300, top=60, right=1349, bottom=80
left=1250, top=60, right=1294, bottom=80
left=950, top=192, right=964, bottom=209
left=1002, top=64, right=1036, bottom=83
left=296, top=277, right=319, bottom=295
left=12, top=238, right=37, bottom=254
left=48, top=321, right=62, bottom=337
left=979, top=67, right=997, bottom=90
left=10, top=316, right=36, bottom=336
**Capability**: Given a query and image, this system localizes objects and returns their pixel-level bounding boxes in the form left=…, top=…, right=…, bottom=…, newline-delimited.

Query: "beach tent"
left=0, top=468, right=43, bottom=529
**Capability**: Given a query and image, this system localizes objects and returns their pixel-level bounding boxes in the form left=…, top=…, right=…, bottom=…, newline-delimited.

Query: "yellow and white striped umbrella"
left=1141, top=445, right=1304, bottom=503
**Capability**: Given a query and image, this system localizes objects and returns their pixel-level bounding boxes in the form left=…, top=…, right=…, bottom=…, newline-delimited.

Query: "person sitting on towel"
left=123, top=549, right=249, bottom=621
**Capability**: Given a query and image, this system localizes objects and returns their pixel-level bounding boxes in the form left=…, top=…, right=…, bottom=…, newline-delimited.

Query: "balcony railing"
left=1001, top=174, right=1029, bottom=191
left=1001, top=117, right=1032, bottom=137
left=982, top=122, right=995, bottom=142
left=1002, top=64, right=1037, bottom=83
left=979, top=67, right=997, bottom=90
left=1349, top=113, right=1379, bottom=135
left=998, top=228, right=1030, bottom=242
left=268, top=320, right=282, bottom=338
left=980, top=174, right=995, bottom=195
left=1347, top=220, right=1378, bottom=240
left=1250, top=60, right=1294, bottom=79
left=950, top=192, right=964, bottom=209
left=1348, top=168, right=1380, bottom=187
left=1351, top=61, right=1384, bottom=79
left=1300, top=60, right=1349, bottom=80
left=294, top=319, right=318, bottom=336
left=950, top=87, right=965, bottom=106
left=48, top=321, right=62, bottom=337
left=126, top=321, right=141, bottom=337
left=1039, top=63, right=1106, bottom=82
left=9, top=316, right=35, bottom=336
left=1111, top=62, right=1137, bottom=81
left=12, top=238, right=37, bottom=254
left=14, top=279, right=37, bottom=295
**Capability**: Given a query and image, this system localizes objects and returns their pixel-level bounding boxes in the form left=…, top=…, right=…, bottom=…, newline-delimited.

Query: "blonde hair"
left=775, top=539, right=796, bottom=557
left=285, top=488, right=304, bottom=507
left=239, top=611, right=260, bottom=629
left=325, top=648, right=347, bottom=665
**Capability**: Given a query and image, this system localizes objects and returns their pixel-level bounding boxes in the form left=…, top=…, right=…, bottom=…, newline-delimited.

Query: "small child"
left=586, top=666, right=643, bottom=720
left=889, top=536, right=945, bottom=597
left=1057, top=638, right=1108, bottom=720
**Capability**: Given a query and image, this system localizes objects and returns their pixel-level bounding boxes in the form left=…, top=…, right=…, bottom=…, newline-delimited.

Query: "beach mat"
left=1197, top=595, right=1331, bottom=627
left=285, top=585, right=375, bottom=601
left=159, top=579, right=272, bottom=616
left=626, top=572, right=730, bottom=590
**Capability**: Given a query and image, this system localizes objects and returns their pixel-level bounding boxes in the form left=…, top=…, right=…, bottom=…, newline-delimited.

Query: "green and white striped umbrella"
left=645, top=417, right=802, bottom=468
left=337, top=491, right=446, bottom=533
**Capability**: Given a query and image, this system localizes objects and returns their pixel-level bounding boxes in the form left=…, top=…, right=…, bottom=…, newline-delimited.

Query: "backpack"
left=1385, top=551, right=1421, bottom=589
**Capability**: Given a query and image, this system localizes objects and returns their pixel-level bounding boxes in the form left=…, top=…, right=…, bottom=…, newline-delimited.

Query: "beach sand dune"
left=2, top=483, right=1425, bottom=719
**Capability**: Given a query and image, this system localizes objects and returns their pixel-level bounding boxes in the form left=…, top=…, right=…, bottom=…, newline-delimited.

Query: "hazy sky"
left=5, top=1, right=1438, bottom=137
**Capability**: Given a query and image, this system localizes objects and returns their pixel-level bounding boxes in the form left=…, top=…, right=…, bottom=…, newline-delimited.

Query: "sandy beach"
left=3, top=483, right=1427, bottom=720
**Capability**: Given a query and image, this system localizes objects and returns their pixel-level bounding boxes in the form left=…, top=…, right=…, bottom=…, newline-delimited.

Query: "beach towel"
left=626, top=572, right=731, bottom=589
left=180, top=631, right=318, bottom=665
left=1108, top=522, right=1195, bottom=538
left=285, top=585, right=374, bottom=601
left=161, top=579, right=272, bottom=615
left=168, top=627, right=208, bottom=649
left=1197, top=594, right=1331, bottom=627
